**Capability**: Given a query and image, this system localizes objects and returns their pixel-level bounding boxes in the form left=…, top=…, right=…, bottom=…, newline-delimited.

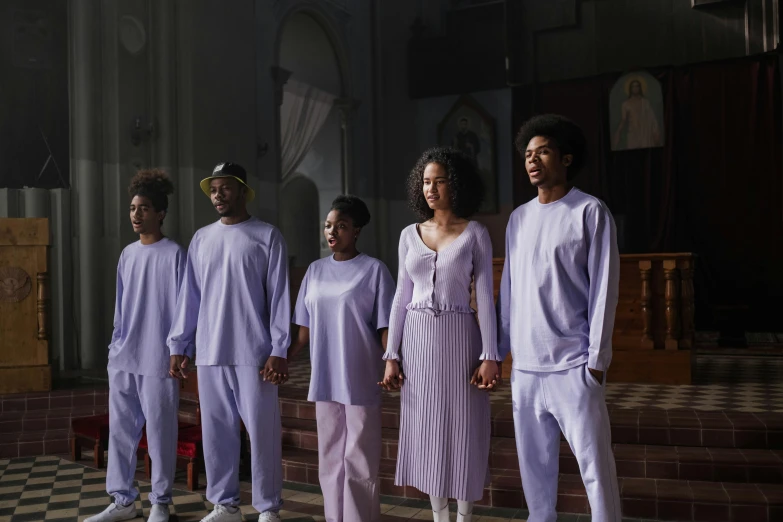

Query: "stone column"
left=70, top=0, right=103, bottom=369
left=334, top=98, right=361, bottom=194
left=151, top=0, right=179, bottom=240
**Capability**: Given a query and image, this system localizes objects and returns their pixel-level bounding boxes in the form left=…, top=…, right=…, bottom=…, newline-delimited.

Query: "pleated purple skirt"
left=394, top=310, right=491, bottom=501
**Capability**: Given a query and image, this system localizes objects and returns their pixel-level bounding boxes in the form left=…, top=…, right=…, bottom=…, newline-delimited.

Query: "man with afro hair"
left=497, top=115, right=622, bottom=521
left=87, top=169, right=187, bottom=522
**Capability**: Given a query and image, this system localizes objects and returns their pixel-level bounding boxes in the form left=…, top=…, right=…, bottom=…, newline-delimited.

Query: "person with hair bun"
left=87, top=169, right=185, bottom=522
left=282, top=195, right=395, bottom=522
left=380, top=147, right=501, bottom=522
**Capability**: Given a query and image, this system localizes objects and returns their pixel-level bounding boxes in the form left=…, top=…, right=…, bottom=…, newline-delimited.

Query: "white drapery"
left=280, top=78, right=336, bottom=180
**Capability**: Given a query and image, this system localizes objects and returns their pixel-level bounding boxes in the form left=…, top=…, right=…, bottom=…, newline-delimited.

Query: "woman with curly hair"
left=285, top=195, right=395, bottom=522
left=379, top=147, right=501, bottom=522
left=88, top=169, right=185, bottom=522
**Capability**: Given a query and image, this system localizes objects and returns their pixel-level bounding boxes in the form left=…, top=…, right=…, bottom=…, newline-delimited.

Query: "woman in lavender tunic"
left=380, top=147, right=501, bottom=522
left=285, top=195, right=395, bottom=522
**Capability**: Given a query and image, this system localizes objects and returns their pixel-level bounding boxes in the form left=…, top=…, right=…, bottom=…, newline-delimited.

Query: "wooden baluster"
left=679, top=258, right=695, bottom=349
left=37, top=273, right=49, bottom=340
left=663, top=260, right=680, bottom=350
left=639, top=260, right=654, bottom=349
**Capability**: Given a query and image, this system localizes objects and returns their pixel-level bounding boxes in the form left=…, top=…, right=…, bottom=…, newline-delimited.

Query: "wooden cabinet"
left=0, top=219, right=51, bottom=393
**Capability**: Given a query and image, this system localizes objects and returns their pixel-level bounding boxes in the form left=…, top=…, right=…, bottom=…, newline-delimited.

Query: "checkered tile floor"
left=286, top=355, right=783, bottom=412
left=0, top=456, right=323, bottom=522
left=0, top=457, right=659, bottom=522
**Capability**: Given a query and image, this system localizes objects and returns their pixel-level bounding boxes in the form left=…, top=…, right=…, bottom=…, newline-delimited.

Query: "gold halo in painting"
left=624, top=75, right=648, bottom=97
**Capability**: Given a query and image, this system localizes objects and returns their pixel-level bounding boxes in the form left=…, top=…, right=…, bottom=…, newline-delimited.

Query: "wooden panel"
left=492, top=258, right=503, bottom=298
left=0, top=218, right=49, bottom=246
left=0, top=365, right=51, bottom=394
left=0, top=219, right=50, bottom=392
left=609, top=350, right=692, bottom=385
left=0, top=245, right=48, bottom=367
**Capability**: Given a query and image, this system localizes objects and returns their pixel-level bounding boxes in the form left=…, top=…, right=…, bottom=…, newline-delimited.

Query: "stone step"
left=0, top=405, right=109, bottom=433
left=277, top=389, right=783, bottom=449
left=0, top=429, right=71, bottom=458
left=0, top=388, right=109, bottom=412
left=280, top=446, right=783, bottom=521
left=280, top=417, right=783, bottom=484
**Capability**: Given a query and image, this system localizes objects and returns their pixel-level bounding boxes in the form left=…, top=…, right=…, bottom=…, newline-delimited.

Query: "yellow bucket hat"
left=200, top=162, right=256, bottom=203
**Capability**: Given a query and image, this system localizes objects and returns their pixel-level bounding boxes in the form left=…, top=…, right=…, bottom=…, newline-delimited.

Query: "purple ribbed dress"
left=383, top=220, right=500, bottom=501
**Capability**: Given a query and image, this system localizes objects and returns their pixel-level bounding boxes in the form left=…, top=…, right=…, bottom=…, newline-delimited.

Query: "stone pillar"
left=20, top=188, right=50, bottom=218
left=70, top=0, right=104, bottom=369
left=151, top=0, right=179, bottom=240
left=0, top=189, right=20, bottom=217
left=334, top=98, right=361, bottom=194
left=269, top=66, right=292, bottom=226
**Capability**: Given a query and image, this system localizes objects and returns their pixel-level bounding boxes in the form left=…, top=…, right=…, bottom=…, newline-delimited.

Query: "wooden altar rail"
left=492, top=253, right=696, bottom=384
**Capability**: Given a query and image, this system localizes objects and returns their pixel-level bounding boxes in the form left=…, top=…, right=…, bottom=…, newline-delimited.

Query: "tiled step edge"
left=277, top=391, right=783, bottom=449
left=280, top=418, right=783, bottom=484
left=281, top=447, right=783, bottom=521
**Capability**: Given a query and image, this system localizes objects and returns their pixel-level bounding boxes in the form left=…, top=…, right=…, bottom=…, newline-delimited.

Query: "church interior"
left=1, top=0, right=782, bottom=520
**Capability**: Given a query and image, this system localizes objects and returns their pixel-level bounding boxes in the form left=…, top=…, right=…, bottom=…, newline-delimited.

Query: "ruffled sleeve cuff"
left=479, top=351, right=503, bottom=362
left=382, top=350, right=400, bottom=361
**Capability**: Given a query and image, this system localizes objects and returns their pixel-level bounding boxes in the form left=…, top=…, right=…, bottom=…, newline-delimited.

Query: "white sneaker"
left=199, top=505, right=242, bottom=522
left=84, top=502, right=136, bottom=522
left=258, top=512, right=281, bottom=522
left=147, top=504, right=170, bottom=522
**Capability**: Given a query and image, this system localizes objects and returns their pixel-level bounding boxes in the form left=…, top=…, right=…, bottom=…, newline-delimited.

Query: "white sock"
left=457, top=500, right=473, bottom=515
left=457, top=500, right=473, bottom=522
left=429, top=495, right=448, bottom=512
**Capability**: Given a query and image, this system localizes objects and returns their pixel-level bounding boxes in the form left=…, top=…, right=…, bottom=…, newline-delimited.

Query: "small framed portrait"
left=437, top=95, right=498, bottom=213
left=610, top=71, right=665, bottom=151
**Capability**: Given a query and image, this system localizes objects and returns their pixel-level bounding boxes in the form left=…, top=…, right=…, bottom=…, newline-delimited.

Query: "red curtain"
left=512, top=53, right=782, bottom=330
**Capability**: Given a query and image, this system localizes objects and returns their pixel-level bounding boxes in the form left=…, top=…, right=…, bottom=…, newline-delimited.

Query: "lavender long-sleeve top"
left=383, top=220, right=500, bottom=362
left=109, top=238, right=187, bottom=378
left=497, top=188, right=620, bottom=372
left=167, top=217, right=291, bottom=365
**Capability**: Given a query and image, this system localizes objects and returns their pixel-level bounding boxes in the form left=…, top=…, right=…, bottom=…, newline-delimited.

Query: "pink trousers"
left=316, top=401, right=382, bottom=522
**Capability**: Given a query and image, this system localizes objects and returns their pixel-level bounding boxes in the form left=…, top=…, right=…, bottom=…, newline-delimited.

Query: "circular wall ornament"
left=119, top=15, right=146, bottom=55
left=0, top=266, right=32, bottom=303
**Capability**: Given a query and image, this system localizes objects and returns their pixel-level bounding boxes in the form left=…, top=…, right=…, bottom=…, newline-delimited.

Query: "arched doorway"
left=280, top=175, right=320, bottom=268
left=277, top=11, right=344, bottom=261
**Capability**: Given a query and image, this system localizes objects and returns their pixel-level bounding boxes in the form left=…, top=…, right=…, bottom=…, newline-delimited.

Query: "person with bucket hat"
left=168, top=162, right=290, bottom=522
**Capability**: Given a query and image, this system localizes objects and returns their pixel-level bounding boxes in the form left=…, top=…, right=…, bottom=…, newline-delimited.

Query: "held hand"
left=476, top=360, right=500, bottom=390
left=262, top=356, right=289, bottom=385
left=169, top=355, right=190, bottom=380
left=588, top=368, right=604, bottom=385
left=378, top=360, right=405, bottom=391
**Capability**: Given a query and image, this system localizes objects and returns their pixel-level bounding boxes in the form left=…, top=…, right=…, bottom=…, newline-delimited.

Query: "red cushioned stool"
left=71, top=414, right=110, bottom=469
left=140, top=424, right=202, bottom=491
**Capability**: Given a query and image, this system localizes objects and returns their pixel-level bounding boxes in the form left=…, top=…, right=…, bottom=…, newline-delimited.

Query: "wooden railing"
left=614, top=253, right=695, bottom=352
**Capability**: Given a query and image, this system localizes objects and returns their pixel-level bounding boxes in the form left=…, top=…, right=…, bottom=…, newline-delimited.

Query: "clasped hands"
left=377, top=359, right=502, bottom=391
left=170, top=355, right=290, bottom=384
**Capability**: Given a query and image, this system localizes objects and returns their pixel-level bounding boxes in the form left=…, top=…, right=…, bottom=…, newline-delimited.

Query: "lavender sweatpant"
left=106, top=368, right=179, bottom=506
left=197, top=365, right=283, bottom=514
left=511, top=364, right=621, bottom=522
